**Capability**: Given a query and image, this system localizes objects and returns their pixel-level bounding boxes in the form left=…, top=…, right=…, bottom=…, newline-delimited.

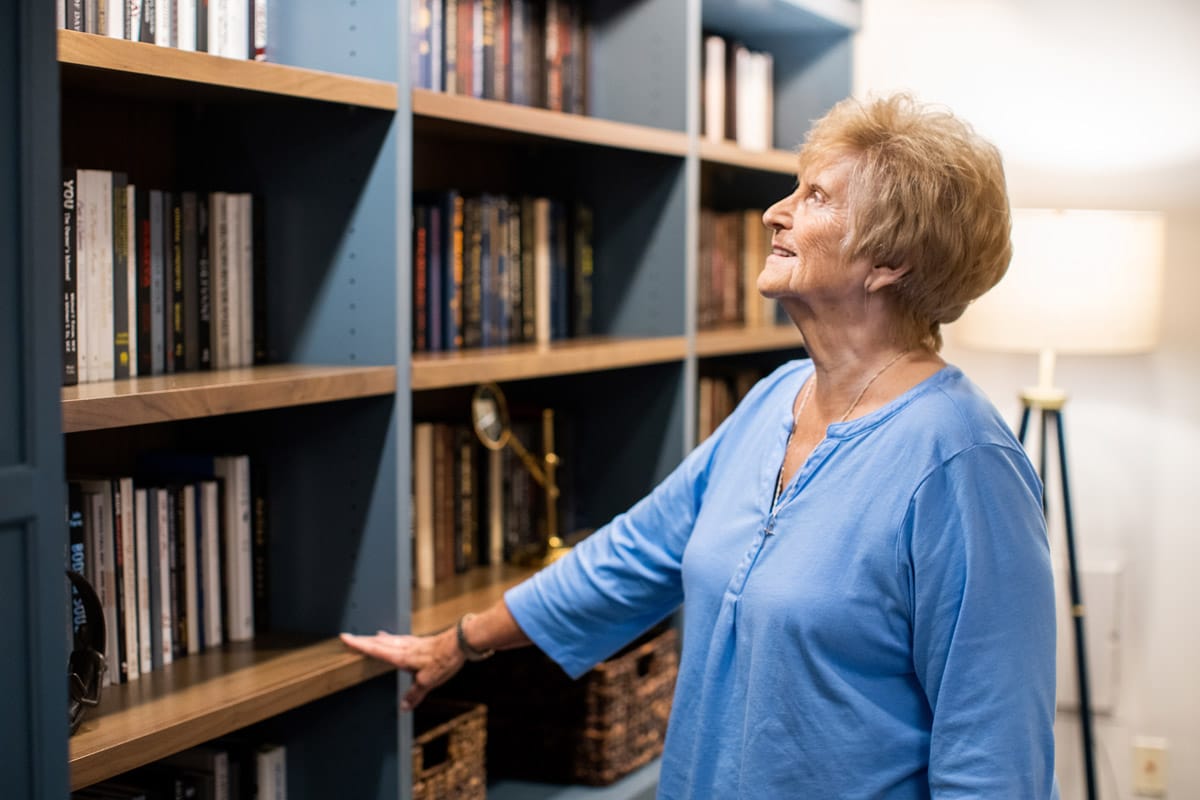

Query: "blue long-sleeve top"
left=505, top=361, right=1058, bottom=798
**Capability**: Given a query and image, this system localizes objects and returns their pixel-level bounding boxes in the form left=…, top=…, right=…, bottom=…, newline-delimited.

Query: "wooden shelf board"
left=699, top=140, right=798, bottom=175
left=411, top=336, right=687, bottom=390
left=62, top=364, right=397, bottom=432
left=69, top=637, right=394, bottom=790
left=696, top=325, right=804, bottom=357
left=58, top=30, right=398, bottom=109
left=413, top=90, right=690, bottom=157
left=412, top=564, right=541, bottom=636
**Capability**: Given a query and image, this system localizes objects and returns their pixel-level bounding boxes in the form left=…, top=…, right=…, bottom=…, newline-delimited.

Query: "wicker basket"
left=411, top=700, right=487, bottom=800
left=446, top=625, right=679, bottom=786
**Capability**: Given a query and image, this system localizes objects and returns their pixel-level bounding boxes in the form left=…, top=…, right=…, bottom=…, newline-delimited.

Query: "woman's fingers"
left=342, top=630, right=464, bottom=712
left=340, top=632, right=418, bottom=668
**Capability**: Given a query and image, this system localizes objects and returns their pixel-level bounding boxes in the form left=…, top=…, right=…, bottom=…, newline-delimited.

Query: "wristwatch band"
left=455, top=613, right=495, bottom=661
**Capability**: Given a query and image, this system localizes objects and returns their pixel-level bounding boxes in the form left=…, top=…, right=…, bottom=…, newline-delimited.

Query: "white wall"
left=853, top=2, right=1200, bottom=798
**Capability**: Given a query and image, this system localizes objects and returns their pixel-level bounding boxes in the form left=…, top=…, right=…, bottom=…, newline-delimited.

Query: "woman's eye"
left=805, top=188, right=824, bottom=204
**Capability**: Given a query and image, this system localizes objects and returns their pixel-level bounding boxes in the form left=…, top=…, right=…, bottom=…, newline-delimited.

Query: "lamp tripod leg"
left=1052, top=409, right=1099, bottom=800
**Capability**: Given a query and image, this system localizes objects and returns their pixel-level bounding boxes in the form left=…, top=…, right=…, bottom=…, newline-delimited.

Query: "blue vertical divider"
left=1, top=0, right=67, bottom=798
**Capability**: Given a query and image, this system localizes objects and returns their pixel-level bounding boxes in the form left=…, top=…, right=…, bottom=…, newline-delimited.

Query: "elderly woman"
left=344, top=94, right=1058, bottom=798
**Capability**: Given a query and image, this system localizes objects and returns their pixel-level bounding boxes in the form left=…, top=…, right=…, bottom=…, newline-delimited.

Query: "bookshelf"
left=8, top=1, right=855, bottom=799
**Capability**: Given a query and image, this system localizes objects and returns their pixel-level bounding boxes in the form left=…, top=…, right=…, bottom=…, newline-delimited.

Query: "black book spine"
left=68, top=0, right=84, bottom=31
left=112, top=173, right=131, bottom=380
left=182, top=192, right=200, bottom=371
left=196, top=192, right=212, bottom=369
left=162, top=191, right=176, bottom=373
left=252, top=195, right=268, bottom=364
left=170, top=486, right=186, bottom=660
left=67, top=482, right=87, bottom=636
left=196, top=0, right=208, bottom=52
left=111, top=479, right=129, bottom=683
left=171, top=193, right=185, bottom=370
left=135, top=188, right=153, bottom=377
left=62, top=167, right=79, bottom=385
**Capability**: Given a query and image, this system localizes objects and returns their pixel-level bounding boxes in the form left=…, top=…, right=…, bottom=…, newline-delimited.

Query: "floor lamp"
left=955, top=208, right=1166, bottom=800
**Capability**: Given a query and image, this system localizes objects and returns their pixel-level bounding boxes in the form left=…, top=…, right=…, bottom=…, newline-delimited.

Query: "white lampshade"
left=955, top=209, right=1166, bottom=355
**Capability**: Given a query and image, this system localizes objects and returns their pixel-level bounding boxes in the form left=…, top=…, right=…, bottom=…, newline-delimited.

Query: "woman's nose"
left=762, top=193, right=795, bottom=231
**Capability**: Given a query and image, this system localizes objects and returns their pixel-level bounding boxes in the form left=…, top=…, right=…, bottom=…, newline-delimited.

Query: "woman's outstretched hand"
left=340, top=628, right=464, bottom=711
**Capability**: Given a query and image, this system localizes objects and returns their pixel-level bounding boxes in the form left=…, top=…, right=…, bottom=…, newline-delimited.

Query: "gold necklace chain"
left=772, top=350, right=909, bottom=509
left=836, top=349, right=910, bottom=423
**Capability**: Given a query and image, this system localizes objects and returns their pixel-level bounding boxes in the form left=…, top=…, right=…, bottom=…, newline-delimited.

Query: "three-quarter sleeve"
left=902, top=443, right=1058, bottom=798
left=503, top=413, right=728, bottom=679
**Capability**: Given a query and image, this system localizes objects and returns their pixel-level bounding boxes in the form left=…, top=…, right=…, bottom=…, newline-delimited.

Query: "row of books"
left=699, top=207, right=779, bottom=330
left=697, top=369, right=763, bottom=441
left=412, top=0, right=587, bottom=114
left=411, top=420, right=547, bottom=589
left=413, top=192, right=593, bottom=352
left=66, top=454, right=262, bottom=687
left=57, top=0, right=266, bottom=61
left=73, top=741, right=286, bottom=800
left=62, top=168, right=263, bottom=385
left=702, top=34, right=775, bottom=151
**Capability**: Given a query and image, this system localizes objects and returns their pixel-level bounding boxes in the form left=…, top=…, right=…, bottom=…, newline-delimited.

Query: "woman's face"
left=758, top=154, right=866, bottom=304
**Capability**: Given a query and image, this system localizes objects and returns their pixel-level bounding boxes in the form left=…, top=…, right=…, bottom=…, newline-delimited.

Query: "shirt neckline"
left=784, top=360, right=960, bottom=439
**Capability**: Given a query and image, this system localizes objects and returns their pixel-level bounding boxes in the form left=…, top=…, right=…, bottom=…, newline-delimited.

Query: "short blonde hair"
left=800, top=94, right=1012, bottom=351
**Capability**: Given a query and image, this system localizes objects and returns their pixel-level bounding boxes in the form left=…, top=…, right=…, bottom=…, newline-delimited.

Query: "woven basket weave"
left=411, top=700, right=487, bottom=800
left=447, top=625, right=679, bottom=786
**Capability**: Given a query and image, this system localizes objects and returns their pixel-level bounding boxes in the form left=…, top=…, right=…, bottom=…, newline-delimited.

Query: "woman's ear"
left=864, top=262, right=911, bottom=294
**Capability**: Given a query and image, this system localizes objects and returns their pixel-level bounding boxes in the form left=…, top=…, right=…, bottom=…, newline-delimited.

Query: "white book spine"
left=216, top=455, right=254, bottom=640
left=210, top=192, right=230, bottom=369
left=237, top=194, right=253, bottom=367
left=223, top=0, right=247, bottom=59
left=254, top=0, right=267, bottom=60
left=200, top=480, right=223, bottom=648
left=223, top=193, right=241, bottom=367
left=106, top=0, right=125, bottom=38
left=127, top=0, right=142, bottom=41
left=74, top=170, right=90, bottom=383
left=760, top=51, right=774, bottom=150
left=413, top=423, right=435, bottom=590
left=209, top=0, right=222, bottom=57
left=134, top=488, right=153, bottom=674
left=95, top=171, right=115, bottom=381
left=703, top=35, right=726, bottom=143
left=154, top=0, right=170, bottom=46
left=257, top=744, right=287, bottom=800
left=58, top=0, right=66, bottom=29
left=182, top=483, right=200, bottom=655
left=156, top=488, right=174, bottom=665
left=177, top=0, right=196, bottom=50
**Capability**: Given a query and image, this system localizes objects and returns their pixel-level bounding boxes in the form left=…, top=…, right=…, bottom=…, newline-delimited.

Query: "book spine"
left=196, top=0, right=208, bottom=52
left=427, top=203, right=443, bottom=352
left=68, top=0, right=84, bottom=31
left=67, top=482, right=87, bottom=635
left=480, top=0, right=495, bottom=99
left=112, top=173, right=131, bottom=379
left=444, top=0, right=458, bottom=94
left=519, top=195, right=535, bottom=342
left=572, top=204, right=593, bottom=338
left=457, top=0, right=473, bottom=98
left=110, top=479, right=130, bottom=682
left=463, top=197, right=483, bottom=348
left=254, top=0, right=267, bottom=60
left=196, top=191, right=212, bottom=368
left=62, top=167, right=79, bottom=385
left=252, top=195, right=267, bottom=364
left=200, top=480, right=223, bottom=648
left=447, top=192, right=464, bottom=350
left=238, top=194, right=253, bottom=367
left=163, top=191, right=178, bottom=372
left=178, top=0, right=197, bottom=50
left=182, top=192, right=200, bottom=370
left=157, top=487, right=174, bottom=665
left=145, top=487, right=164, bottom=671
left=135, top=487, right=153, bottom=675
left=136, top=189, right=153, bottom=376
left=171, top=192, right=185, bottom=369
left=93, top=170, right=115, bottom=382
left=251, top=460, right=268, bottom=633
left=125, top=184, right=138, bottom=376
left=413, top=204, right=428, bottom=352
left=127, top=0, right=142, bottom=42
left=149, top=189, right=165, bottom=374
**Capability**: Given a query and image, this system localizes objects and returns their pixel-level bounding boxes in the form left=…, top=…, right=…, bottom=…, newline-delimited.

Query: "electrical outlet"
left=1133, top=737, right=1168, bottom=797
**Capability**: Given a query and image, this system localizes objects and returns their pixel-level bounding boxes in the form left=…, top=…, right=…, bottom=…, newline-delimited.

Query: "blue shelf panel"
left=489, top=758, right=661, bottom=800
left=703, top=0, right=860, bottom=38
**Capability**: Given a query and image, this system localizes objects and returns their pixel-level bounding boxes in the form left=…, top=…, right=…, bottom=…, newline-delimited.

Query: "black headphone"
left=66, top=569, right=107, bottom=736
